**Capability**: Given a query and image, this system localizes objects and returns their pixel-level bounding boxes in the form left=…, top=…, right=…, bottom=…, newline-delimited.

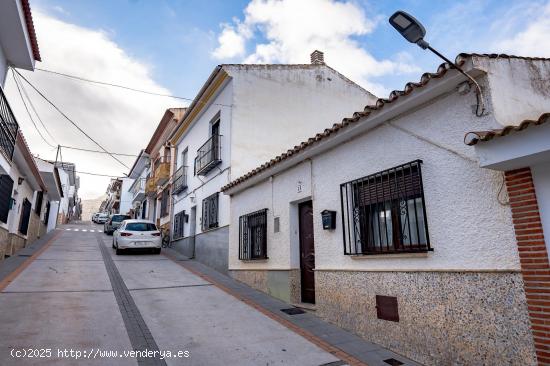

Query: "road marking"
left=65, top=228, right=71, bottom=231
left=82, top=229, right=88, bottom=232
left=96, top=236, right=167, bottom=365
left=74, top=229, right=79, bottom=231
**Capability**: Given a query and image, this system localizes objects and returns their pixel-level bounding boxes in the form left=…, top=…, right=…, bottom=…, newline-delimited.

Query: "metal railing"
left=172, top=166, right=188, bottom=194
left=194, top=134, right=221, bottom=176
left=239, top=209, right=268, bottom=260
left=129, top=178, right=145, bottom=199
left=340, top=160, right=431, bottom=255
left=0, top=87, right=19, bottom=160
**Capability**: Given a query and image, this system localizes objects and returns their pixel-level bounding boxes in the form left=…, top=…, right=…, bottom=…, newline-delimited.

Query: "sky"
left=4, top=0, right=550, bottom=200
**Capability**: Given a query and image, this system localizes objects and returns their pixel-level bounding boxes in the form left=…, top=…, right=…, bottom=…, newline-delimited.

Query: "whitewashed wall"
left=7, top=163, right=34, bottom=234
left=119, top=177, right=134, bottom=215
left=172, top=79, right=233, bottom=236
left=228, top=65, right=377, bottom=178
left=476, top=57, right=550, bottom=126
left=229, top=77, right=520, bottom=271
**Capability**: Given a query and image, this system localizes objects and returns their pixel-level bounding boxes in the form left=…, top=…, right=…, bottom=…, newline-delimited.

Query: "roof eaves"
left=21, top=0, right=41, bottom=62
left=464, top=112, right=550, bottom=146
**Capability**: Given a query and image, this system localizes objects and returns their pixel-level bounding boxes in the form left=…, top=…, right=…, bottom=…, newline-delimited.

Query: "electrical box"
left=321, top=210, right=336, bottom=230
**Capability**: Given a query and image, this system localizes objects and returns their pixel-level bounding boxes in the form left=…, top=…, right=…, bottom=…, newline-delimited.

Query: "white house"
left=35, top=157, right=63, bottom=233
left=169, top=51, right=377, bottom=273
left=128, top=150, right=150, bottom=219
left=222, top=54, right=550, bottom=365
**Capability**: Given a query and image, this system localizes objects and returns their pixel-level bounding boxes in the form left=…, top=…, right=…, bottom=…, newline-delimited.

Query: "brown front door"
left=299, top=201, right=315, bottom=304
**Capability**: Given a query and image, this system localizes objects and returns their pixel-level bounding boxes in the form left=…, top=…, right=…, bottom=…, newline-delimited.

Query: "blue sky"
left=7, top=0, right=550, bottom=198
left=32, top=0, right=549, bottom=98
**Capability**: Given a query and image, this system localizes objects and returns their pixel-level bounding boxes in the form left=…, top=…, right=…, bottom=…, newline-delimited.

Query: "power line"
left=13, top=68, right=131, bottom=170
left=34, top=67, right=232, bottom=107
left=14, top=71, right=59, bottom=145
left=60, top=145, right=139, bottom=157
left=11, top=69, right=56, bottom=148
left=75, top=170, right=126, bottom=178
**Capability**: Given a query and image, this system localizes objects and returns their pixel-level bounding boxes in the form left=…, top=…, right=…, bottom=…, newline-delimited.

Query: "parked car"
left=92, top=212, right=100, bottom=223
left=96, top=213, right=109, bottom=224
left=112, top=220, right=161, bottom=255
left=104, top=214, right=131, bottom=235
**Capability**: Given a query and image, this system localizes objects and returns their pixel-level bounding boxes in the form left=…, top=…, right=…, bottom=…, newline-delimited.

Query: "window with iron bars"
left=239, top=209, right=268, bottom=260
left=160, top=189, right=169, bottom=217
left=202, top=192, right=219, bottom=231
left=340, top=160, right=431, bottom=255
left=173, top=210, right=185, bottom=240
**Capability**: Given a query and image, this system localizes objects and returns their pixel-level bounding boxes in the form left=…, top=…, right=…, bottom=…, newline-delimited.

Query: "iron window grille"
left=0, top=87, right=19, bottom=161
left=44, top=201, right=50, bottom=225
left=194, top=134, right=221, bottom=176
left=202, top=192, right=219, bottom=231
left=239, top=209, right=268, bottom=260
left=160, top=188, right=169, bottom=217
left=173, top=210, right=185, bottom=240
left=0, top=175, right=14, bottom=223
left=173, top=166, right=188, bottom=194
left=340, top=160, right=431, bottom=255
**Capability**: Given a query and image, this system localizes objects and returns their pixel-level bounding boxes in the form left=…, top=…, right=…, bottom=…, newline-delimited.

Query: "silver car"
left=104, top=214, right=131, bottom=235
left=112, top=220, right=161, bottom=255
left=96, top=213, right=109, bottom=224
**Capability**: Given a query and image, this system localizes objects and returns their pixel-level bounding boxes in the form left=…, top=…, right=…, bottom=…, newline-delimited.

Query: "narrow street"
left=0, top=223, right=343, bottom=366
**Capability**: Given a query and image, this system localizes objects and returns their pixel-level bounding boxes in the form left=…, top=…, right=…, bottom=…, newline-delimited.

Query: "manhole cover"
left=281, top=308, right=305, bottom=315
left=383, top=359, right=404, bottom=366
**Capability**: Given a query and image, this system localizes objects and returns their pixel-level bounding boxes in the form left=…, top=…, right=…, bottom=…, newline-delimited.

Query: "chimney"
left=310, top=50, right=325, bottom=65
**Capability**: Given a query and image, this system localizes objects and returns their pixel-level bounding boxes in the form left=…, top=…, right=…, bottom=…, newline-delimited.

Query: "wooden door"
left=299, top=201, right=316, bottom=304
left=19, top=198, right=32, bottom=235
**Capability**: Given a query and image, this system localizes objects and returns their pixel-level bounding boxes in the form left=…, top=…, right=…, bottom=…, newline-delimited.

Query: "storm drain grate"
left=281, top=308, right=305, bottom=315
left=383, top=358, right=404, bottom=366
left=18, top=254, right=32, bottom=257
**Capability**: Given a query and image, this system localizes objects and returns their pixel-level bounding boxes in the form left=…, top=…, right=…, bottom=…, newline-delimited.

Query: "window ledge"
left=239, top=258, right=269, bottom=262
left=349, top=252, right=430, bottom=259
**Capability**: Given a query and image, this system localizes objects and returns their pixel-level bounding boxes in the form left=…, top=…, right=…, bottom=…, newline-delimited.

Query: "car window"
left=112, top=215, right=131, bottom=222
left=125, top=223, right=157, bottom=231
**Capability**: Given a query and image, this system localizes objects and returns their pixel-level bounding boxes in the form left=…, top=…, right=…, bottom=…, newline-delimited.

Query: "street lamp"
left=389, top=11, right=485, bottom=117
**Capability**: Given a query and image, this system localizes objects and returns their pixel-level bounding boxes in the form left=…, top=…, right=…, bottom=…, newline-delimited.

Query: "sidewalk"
left=162, top=247, right=422, bottom=366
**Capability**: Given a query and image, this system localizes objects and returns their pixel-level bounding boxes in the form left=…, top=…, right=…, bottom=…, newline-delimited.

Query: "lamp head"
left=389, top=11, right=429, bottom=49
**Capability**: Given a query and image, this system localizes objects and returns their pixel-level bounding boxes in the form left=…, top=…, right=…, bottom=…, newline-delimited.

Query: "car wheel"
left=115, top=247, right=123, bottom=255
left=154, top=248, right=161, bottom=255
left=112, top=239, right=116, bottom=249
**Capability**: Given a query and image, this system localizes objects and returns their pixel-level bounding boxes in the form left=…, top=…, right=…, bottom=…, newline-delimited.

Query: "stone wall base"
left=229, top=269, right=301, bottom=304
left=0, top=226, right=8, bottom=260
left=315, top=270, right=536, bottom=365
left=7, top=233, right=26, bottom=256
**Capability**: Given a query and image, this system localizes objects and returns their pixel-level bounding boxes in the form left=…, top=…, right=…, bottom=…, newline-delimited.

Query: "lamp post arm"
left=425, top=45, right=485, bottom=117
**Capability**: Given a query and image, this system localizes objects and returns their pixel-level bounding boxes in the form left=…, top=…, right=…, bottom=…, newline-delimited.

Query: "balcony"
left=130, top=178, right=146, bottom=202
left=172, top=166, right=188, bottom=195
left=0, top=87, right=19, bottom=161
left=145, top=176, right=156, bottom=196
left=194, top=134, right=221, bottom=176
left=154, top=160, right=170, bottom=186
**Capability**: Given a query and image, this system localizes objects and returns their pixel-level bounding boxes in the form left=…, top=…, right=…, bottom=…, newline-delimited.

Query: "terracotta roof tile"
left=464, top=112, right=550, bottom=146
left=21, top=0, right=41, bottom=62
left=221, top=53, right=550, bottom=192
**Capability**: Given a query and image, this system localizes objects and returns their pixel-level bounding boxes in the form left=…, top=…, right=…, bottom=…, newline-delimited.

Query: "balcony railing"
left=130, top=178, right=146, bottom=202
left=153, top=160, right=170, bottom=186
left=172, top=166, right=188, bottom=195
left=194, top=134, right=221, bottom=176
left=145, top=176, right=156, bottom=196
left=0, top=87, right=19, bottom=160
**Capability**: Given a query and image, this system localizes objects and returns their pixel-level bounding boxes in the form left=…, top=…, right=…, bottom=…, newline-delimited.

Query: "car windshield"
left=125, top=223, right=157, bottom=231
left=112, top=215, right=130, bottom=222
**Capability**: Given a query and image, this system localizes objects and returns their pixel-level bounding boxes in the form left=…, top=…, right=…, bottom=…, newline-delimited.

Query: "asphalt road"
left=0, top=222, right=341, bottom=366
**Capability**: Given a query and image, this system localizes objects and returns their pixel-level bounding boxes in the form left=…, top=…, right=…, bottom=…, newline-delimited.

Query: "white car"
left=96, top=213, right=109, bottom=224
left=112, top=220, right=162, bottom=255
left=92, top=213, right=99, bottom=223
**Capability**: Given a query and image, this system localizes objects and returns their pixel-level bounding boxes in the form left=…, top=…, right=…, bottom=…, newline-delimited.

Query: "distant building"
left=168, top=51, right=376, bottom=273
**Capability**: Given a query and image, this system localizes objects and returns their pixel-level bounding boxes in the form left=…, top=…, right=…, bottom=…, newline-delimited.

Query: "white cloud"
left=5, top=10, right=185, bottom=200
left=493, top=1, right=550, bottom=57
left=211, top=0, right=420, bottom=94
